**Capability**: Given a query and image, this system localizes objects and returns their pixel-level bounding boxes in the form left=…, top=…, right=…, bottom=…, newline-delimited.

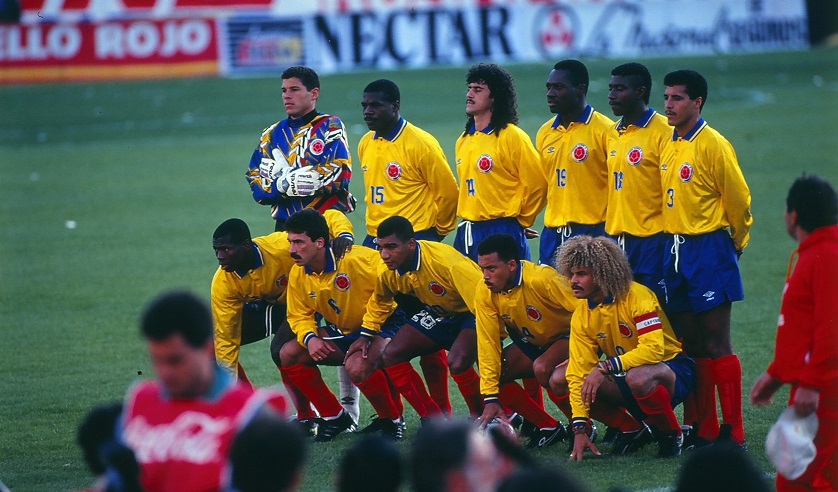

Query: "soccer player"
left=550, top=236, right=695, bottom=460
left=751, top=175, right=838, bottom=492
left=454, top=63, right=546, bottom=262
left=211, top=210, right=353, bottom=432
left=279, top=209, right=406, bottom=441
left=660, top=70, right=752, bottom=449
left=474, top=233, right=580, bottom=448
left=358, top=78, right=458, bottom=416
left=536, top=59, right=614, bottom=265
left=361, top=216, right=485, bottom=419
left=604, top=62, right=670, bottom=302
left=246, top=66, right=355, bottom=232
left=118, top=290, right=289, bottom=492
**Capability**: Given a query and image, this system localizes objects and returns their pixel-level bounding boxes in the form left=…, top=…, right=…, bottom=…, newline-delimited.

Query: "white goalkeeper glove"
left=258, top=149, right=292, bottom=185
left=276, top=165, right=324, bottom=196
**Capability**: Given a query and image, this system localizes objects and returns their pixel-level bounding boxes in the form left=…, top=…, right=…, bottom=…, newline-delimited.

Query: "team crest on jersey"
left=428, top=282, right=447, bottom=296
left=626, top=146, right=644, bottom=166
left=526, top=306, right=542, bottom=322
left=309, top=139, right=325, bottom=155
left=618, top=322, right=633, bottom=338
left=386, top=162, right=403, bottom=180
left=334, top=273, right=351, bottom=292
left=679, top=163, right=694, bottom=182
left=476, top=154, right=494, bottom=173
left=276, top=275, right=289, bottom=288
left=571, top=143, right=589, bottom=163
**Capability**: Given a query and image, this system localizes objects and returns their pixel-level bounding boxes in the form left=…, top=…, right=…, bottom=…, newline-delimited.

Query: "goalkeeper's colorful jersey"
left=475, top=261, right=580, bottom=397
left=211, top=210, right=353, bottom=371
left=362, top=241, right=482, bottom=334
left=659, top=118, right=752, bottom=251
left=536, top=105, right=614, bottom=228
left=566, top=282, right=682, bottom=422
left=455, top=123, right=546, bottom=228
left=287, top=245, right=390, bottom=347
left=246, top=110, right=354, bottom=222
left=359, top=118, right=458, bottom=238
left=605, top=109, right=670, bottom=237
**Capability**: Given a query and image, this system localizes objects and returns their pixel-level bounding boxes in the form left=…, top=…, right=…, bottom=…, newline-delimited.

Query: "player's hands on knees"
left=345, top=336, right=372, bottom=363
left=569, top=433, right=600, bottom=462
left=582, top=370, right=606, bottom=406
left=750, top=372, right=783, bottom=407
left=475, top=402, right=506, bottom=430
left=307, top=337, right=335, bottom=362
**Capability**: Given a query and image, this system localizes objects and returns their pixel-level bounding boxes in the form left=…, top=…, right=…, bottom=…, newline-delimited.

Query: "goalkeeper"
left=246, top=66, right=355, bottom=232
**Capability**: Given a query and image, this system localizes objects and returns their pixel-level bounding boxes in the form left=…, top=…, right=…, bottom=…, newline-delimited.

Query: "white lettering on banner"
left=0, top=25, right=82, bottom=61
left=95, top=20, right=211, bottom=59
left=123, top=412, right=230, bottom=464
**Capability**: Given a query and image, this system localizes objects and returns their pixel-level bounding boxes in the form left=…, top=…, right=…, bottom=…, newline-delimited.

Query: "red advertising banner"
left=0, top=18, right=219, bottom=84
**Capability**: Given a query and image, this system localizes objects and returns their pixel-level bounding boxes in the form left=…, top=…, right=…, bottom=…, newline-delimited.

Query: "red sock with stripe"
left=420, top=350, right=452, bottom=416
left=278, top=366, right=317, bottom=420
left=386, top=362, right=442, bottom=418
left=499, top=382, right=558, bottom=430
left=355, top=370, right=401, bottom=420
left=547, top=392, right=573, bottom=421
left=523, top=377, right=545, bottom=410
left=712, top=354, right=745, bottom=444
left=451, top=368, right=484, bottom=418
left=635, top=385, right=681, bottom=433
left=694, top=358, right=720, bottom=441
left=282, top=364, right=343, bottom=418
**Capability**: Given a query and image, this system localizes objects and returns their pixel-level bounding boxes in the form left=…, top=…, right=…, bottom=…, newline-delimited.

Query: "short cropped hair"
left=140, top=290, right=213, bottom=348
left=411, top=420, right=473, bottom=492
left=213, top=218, right=251, bottom=243
left=285, top=209, right=330, bottom=243
left=377, top=216, right=415, bottom=242
left=612, top=62, right=652, bottom=104
left=786, top=174, right=838, bottom=232
left=77, top=402, right=123, bottom=476
left=339, top=436, right=402, bottom=492
left=466, top=63, right=519, bottom=132
left=364, top=79, right=400, bottom=104
left=477, top=233, right=520, bottom=263
left=553, top=59, right=589, bottom=89
left=555, top=236, right=633, bottom=302
left=664, top=70, right=708, bottom=109
left=281, top=66, right=320, bottom=91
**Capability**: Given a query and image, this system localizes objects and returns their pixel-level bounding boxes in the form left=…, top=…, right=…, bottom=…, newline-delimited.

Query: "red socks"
left=278, top=366, right=317, bottom=420
left=283, top=364, right=343, bottom=418
left=386, top=362, right=443, bottom=418
left=547, top=392, right=573, bottom=421
left=523, top=377, right=545, bottom=409
left=713, top=354, right=745, bottom=444
left=355, top=370, right=401, bottom=420
left=636, top=385, right=680, bottom=433
left=500, top=382, right=557, bottom=430
left=236, top=362, right=253, bottom=390
left=420, top=350, right=452, bottom=416
left=590, top=402, right=643, bottom=432
left=694, top=358, right=721, bottom=441
left=451, top=367, right=484, bottom=418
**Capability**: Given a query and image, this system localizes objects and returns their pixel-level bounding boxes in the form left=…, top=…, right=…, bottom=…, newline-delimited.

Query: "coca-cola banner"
left=0, top=18, right=219, bottom=84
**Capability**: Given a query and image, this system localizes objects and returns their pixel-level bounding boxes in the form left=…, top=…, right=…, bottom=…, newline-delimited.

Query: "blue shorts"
left=454, top=217, right=531, bottom=262
left=614, top=354, right=696, bottom=419
left=617, top=232, right=667, bottom=301
left=539, top=222, right=607, bottom=265
left=321, top=309, right=406, bottom=353
left=663, top=230, right=744, bottom=313
left=407, top=307, right=476, bottom=349
left=363, top=228, right=444, bottom=249
left=509, top=333, right=568, bottom=361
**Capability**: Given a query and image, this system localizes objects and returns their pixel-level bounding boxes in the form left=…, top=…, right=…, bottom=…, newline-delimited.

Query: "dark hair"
left=140, top=290, right=213, bottom=347
left=230, top=408, right=308, bottom=492
left=281, top=66, right=320, bottom=91
left=497, top=465, right=590, bottom=492
left=663, top=69, right=708, bottom=109
left=465, top=63, right=518, bottom=132
left=77, top=402, right=123, bottom=476
left=339, top=436, right=402, bottom=492
left=787, top=174, right=838, bottom=232
left=674, top=445, right=770, bottom=492
left=553, top=59, right=589, bottom=89
left=477, top=233, right=520, bottom=263
left=213, top=218, right=251, bottom=243
left=611, top=62, right=652, bottom=104
left=377, top=216, right=415, bottom=242
left=411, top=420, right=472, bottom=492
left=363, top=79, right=400, bottom=104
left=285, top=208, right=330, bottom=243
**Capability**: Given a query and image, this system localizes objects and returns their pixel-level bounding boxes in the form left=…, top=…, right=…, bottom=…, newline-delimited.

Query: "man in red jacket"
left=751, top=174, right=838, bottom=492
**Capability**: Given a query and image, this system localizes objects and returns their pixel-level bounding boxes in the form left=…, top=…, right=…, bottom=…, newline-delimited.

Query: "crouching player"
left=474, top=233, right=581, bottom=448
left=550, top=236, right=695, bottom=460
left=279, top=209, right=406, bottom=441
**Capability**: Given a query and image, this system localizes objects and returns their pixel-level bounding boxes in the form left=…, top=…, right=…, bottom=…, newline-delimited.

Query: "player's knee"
left=344, top=360, right=373, bottom=384
left=532, top=360, right=553, bottom=388
left=549, top=369, right=568, bottom=396
left=625, top=371, right=656, bottom=397
left=447, top=354, right=475, bottom=376
left=278, top=341, right=303, bottom=366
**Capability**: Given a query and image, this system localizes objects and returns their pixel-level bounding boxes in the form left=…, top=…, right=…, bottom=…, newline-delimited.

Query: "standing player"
left=279, top=209, right=406, bottom=441
left=361, top=216, right=486, bottom=419
left=474, top=233, right=580, bottom=448
left=536, top=59, right=614, bottom=265
left=751, top=174, right=838, bottom=492
left=358, top=78, right=458, bottom=416
left=550, top=236, right=694, bottom=460
left=454, top=63, right=546, bottom=262
left=246, top=66, right=355, bottom=232
left=604, top=62, right=670, bottom=303
left=211, top=211, right=352, bottom=432
left=660, top=70, right=752, bottom=449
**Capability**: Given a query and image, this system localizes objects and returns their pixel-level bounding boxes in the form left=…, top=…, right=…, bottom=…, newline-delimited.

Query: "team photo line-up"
left=113, top=57, right=837, bottom=491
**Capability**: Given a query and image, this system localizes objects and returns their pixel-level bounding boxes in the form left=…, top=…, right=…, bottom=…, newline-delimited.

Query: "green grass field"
left=1, top=47, right=837, bottom=491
